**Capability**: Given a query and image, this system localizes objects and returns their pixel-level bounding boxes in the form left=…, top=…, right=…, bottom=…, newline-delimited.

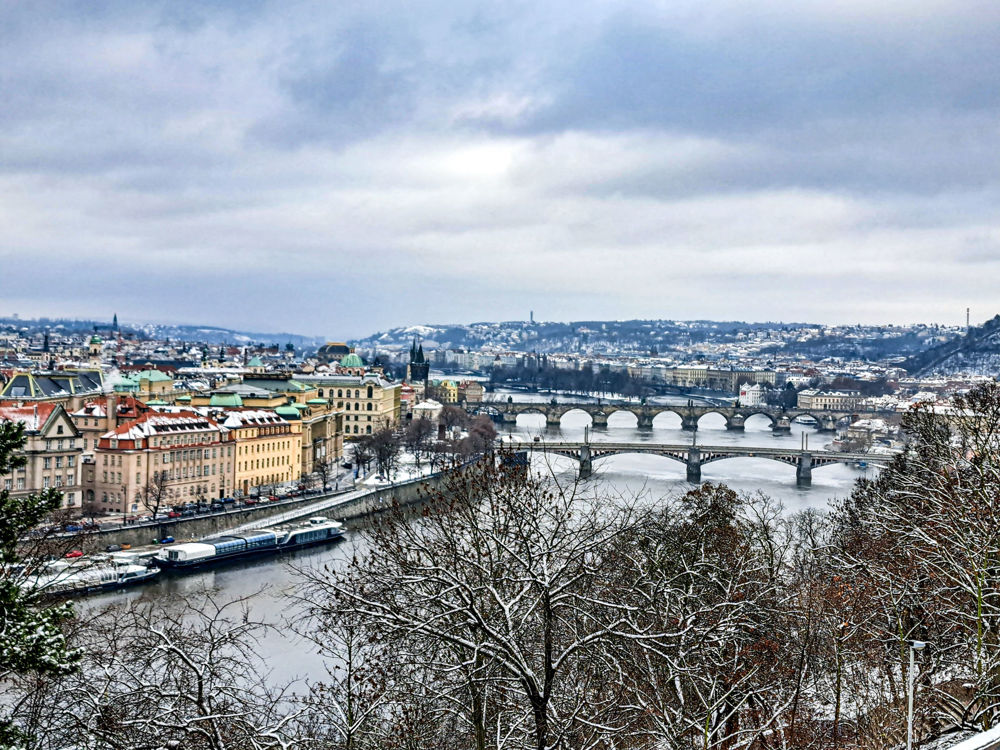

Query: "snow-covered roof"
left=100, top=411, right=224, bottom=441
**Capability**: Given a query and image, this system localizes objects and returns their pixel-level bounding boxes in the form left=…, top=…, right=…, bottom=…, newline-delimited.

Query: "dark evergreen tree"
left=0, top=421, right=80, bottom=745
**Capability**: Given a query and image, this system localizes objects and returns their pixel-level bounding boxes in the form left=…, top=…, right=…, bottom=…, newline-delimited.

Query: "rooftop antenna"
left=967, top=307, right=971, bottom=333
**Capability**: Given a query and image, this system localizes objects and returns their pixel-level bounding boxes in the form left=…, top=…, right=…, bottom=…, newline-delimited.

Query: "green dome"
left=275, top=405, right=300, bottom=419
left=90, top=335, right=102, bottom=344
left=340, top=352, right=364, bottom=368
left=210, top=393, right=243, bottom=407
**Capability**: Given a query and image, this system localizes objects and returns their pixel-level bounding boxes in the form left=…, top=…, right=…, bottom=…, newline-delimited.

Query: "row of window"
left=238, top=440, right=293, bottom=455
left=43, top=455, right=75, bottom=469
left=44, top=439, right=75, bottom=451
left=41, top=474, right=75, bottom=489
left=161, top=447, right=223, bottom=464
left=318, top=387, right=374, bottom=399
left=238, top=454, right=290, bottom=472
left=148, top=431, right=218, bottom=448
left=154, top=464, right=226, bottom=481
left=343, top=402, right=375, bottom=411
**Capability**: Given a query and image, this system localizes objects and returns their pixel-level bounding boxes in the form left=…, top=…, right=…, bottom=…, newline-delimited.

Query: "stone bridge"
left=523, top=440, right=890, bottom=487
left=484, top=401, right=859, bottom=433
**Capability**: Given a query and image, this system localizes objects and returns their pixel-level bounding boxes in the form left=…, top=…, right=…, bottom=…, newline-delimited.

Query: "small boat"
left=153, top=517, right=344, bottom=570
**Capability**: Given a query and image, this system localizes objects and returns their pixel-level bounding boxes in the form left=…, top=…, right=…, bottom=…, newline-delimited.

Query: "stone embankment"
left=67, top=472, right=450, bottom=552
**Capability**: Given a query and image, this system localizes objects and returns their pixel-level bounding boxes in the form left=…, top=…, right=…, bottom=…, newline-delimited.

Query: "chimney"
left=106, top=393, right=119, bottom=433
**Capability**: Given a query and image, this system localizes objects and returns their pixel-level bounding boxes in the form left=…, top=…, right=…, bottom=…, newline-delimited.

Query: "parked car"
left=64, top=524, right=82, bottom=532
left=221, top=496, right=236, bottom=504
left=243, top=497, right=259, bottom=506
left=167, top=511, right=181, bottom=518
left=180, top=509, right=195, bottom=517
left=105, top=544, right=123, bottom=553
left=64, top=550, right=83, bottom=559
left=209, top=502, right=225, bottom=512
left=159, top=536, right=175, bottom=544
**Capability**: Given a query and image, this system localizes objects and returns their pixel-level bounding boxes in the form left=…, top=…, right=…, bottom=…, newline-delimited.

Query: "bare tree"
left=136, top=470, right=171, bottom=518
left=11, top=592, right=305, bottom=750
left=830, top=382, right=1000, bottom=738
left=403, top=416, right=435, bottom=470
left=439, top=405, right=468, bottom=431
left=351, top=440, right=373, bottom=477
left=304, top=453, right=641, bottom=750
left=314, top=456, right=337, bottom=493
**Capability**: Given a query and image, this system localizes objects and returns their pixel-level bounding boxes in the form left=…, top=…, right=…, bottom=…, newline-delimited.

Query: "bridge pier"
left=726, top=415, right=746, bottom=431
left=771, top=416, right=792, bottom=435
left=817, top=416, right=838, bottom=433
left=796, top=453, right=812, bottom=487
left=681, top=415, right=699, bottom=432
left=502, top=413, right=519, bottom=424
left=579, top=444, right=592, bottom=479
left=637, top=414, right=654, bottom=430
left=686, top=447, right=702, bottom=483
left=591, top=412, right=608, bottom=428
left=546, top=413, right=562, bottom=427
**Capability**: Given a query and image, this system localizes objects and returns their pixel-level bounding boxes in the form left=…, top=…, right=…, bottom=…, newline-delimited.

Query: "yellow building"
left=295, top=373, right=401, bottom=437
left=431, top=379, right=459, bottom=404
left=221, top=409, right=303, bottom=496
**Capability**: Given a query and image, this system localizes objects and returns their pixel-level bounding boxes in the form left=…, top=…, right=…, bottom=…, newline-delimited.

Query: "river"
left=84, top=395, right=873, bottom=688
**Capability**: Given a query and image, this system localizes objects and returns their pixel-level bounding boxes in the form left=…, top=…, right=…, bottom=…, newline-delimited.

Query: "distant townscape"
left=0, top=312, right=997, bottom=521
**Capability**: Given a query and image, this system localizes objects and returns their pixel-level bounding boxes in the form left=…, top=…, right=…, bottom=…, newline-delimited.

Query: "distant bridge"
left=521, top=440, right=890, bottom=487
left=484, top=400, right=860, bottom=433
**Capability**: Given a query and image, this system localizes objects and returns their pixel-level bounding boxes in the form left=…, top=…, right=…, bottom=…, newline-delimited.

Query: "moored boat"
left=25, top=555, right=161, bottom=597
left=153, top=517, right=344, bottom=570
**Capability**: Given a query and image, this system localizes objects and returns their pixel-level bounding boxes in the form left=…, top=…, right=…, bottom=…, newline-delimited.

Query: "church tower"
left=406, top=337, right=430, bottom=387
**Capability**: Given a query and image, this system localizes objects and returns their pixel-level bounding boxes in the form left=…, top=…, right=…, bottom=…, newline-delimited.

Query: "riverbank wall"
left=69, top=471, right=453, bottom=552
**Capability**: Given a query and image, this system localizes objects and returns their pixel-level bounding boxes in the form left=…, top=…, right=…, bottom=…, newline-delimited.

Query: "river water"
left=84, top=393, right=873, bottom=688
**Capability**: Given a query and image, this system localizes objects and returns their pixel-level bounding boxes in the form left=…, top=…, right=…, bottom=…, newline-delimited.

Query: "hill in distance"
left=904, top=315, right=1000, bottom=377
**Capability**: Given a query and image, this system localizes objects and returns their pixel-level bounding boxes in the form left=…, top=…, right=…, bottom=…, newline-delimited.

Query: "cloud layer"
left=2, top=0, right=999, bottom=335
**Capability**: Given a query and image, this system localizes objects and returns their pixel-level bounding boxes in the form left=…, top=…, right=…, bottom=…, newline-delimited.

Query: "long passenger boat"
left=25, top=555, right=161, bottom=597
left=152, top=517, right=344, bottom=570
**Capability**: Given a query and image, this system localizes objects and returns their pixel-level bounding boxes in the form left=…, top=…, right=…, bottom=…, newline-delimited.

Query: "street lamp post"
left=907, top=640, right=927, bottom=750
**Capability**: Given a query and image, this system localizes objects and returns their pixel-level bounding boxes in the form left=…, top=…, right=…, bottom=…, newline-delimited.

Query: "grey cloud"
left=2, top=1, right=1000, bottom=333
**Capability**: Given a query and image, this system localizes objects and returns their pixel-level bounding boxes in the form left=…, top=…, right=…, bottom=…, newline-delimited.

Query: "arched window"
left=354, top=390, right=359, bottom=398
left=367, top=403, right=373, bottom=411
left=367, top=386, right=373, bottom=398
left=318, top=389, right=324, bottom=397
left=366, top=425, right=372, bottom=434
left=338, top=389, right=343, bottom=397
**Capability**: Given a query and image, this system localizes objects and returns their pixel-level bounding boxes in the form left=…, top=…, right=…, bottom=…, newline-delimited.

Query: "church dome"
left=340, top=352, right=364, bottom=368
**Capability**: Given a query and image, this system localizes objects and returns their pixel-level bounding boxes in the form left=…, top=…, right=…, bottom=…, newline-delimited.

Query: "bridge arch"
left=736, top=411, right=777, bottom=426
left=651, top=409, right=684, bottom=428
left=696, top=410, right=731, bottom=429
left=589, top=448, right=688, bottom=464
left=512, top=407, right=549, bottom=428
left=557, top=407, right=594, bottom=426
left=605, top=408, right=639, bottom=427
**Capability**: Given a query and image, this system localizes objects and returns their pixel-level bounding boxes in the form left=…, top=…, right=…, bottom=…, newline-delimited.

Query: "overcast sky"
left=2, top=1, right=999, bottom=337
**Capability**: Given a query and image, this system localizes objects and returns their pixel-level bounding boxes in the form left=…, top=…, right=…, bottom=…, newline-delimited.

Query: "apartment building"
left=91, top=411, right=233, bottom=514
left=0, top=403, right=83, bottom=509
